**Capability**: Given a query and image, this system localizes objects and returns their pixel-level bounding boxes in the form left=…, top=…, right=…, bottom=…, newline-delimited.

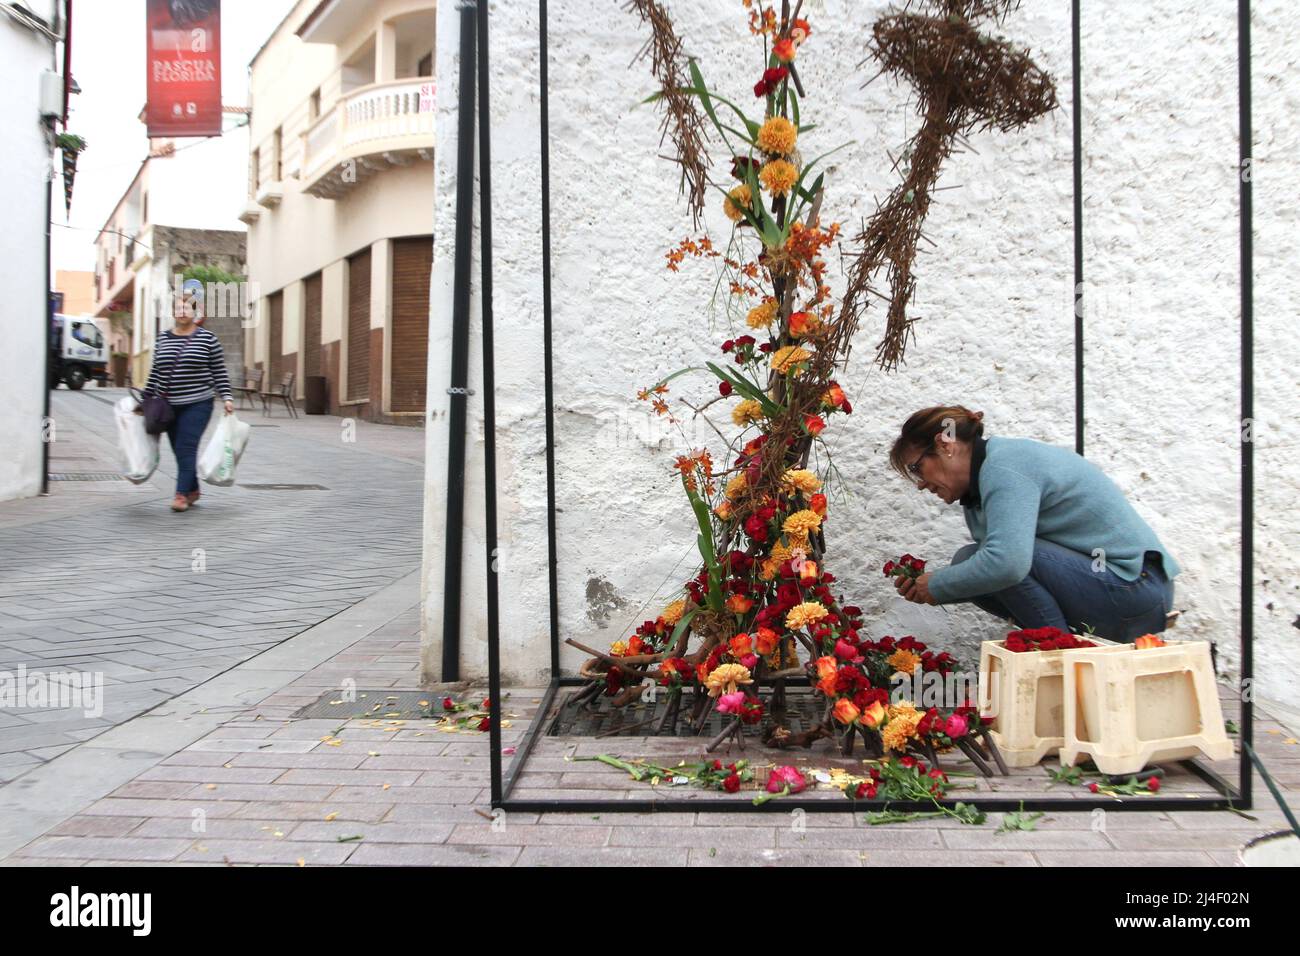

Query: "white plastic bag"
left=197, top=412, right=251, bottom=487
left=115, top=396, right=159, bottom=484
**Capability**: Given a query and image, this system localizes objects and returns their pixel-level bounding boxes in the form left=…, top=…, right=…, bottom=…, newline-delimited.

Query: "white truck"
left=50, top=313, right=109, bottom=390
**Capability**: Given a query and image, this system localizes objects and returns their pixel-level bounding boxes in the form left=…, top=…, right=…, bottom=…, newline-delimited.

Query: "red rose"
left=441, top=697, right=455, bottom=711
left=723, top=773, right=741, bottom=793
left=477, top=717, right=491, bottom=732
left=744, top=514, right=769, bottom=542
left=1088, top=782, right=1100, bottom=793
left=712, top=759, right=723, bottom=770
left=482, top=698, right=491, bottom=709
left=803, top=414, right=826, bottom=436
left=1147, top=776, right=1161, bottom=792
left=719, top=380, right=732, bottom=397
left=900, top=756, right=916, bottom=769
left=721, top=339, right=734, bottom=352
left=883, top=561, right=896, bottom=576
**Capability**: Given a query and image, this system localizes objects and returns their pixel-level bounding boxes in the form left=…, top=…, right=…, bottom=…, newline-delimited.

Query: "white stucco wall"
left=0, top=10, right=58, bottom=503
left=422, top=0, right=1298, bottom=711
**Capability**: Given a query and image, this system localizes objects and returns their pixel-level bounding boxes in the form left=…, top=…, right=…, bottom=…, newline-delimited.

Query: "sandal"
left=185, top=490, right=202, bottom=505
left=170, top=494, right=190, bottom=512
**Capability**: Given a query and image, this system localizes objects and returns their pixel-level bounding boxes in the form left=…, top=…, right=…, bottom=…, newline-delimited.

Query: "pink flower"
left=833, top=638, right=862, bottom=662
left=944, top=713, right=969, bottom=739
left=766, top=765, right=807, bottom=794
left=739, top=653, right=759, bottom=670
left=717, top=691, right=747, bottom=715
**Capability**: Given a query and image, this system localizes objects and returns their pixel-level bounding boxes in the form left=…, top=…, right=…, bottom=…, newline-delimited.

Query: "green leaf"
left=668, top=605, right=700, bottom=649
left=704, top=362, right=782, bottom=419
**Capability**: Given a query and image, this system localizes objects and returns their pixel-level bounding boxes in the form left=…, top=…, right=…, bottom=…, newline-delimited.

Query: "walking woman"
left=138, top=303, right=234, bottom=512
left=888, top=406, right=1179, bottom=643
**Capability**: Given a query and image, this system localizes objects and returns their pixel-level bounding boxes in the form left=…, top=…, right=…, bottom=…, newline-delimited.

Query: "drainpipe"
left=441, top=3, right=477, bottom=681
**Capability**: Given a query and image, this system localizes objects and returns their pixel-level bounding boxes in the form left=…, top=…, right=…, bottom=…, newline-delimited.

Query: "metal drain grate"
left=291, top=690, right=436, bottom=720
left=239, top=483, right=329, bottom=491
left=48, top=472, right=126, bottom=482
left=549, top=687, right=826, bottom=738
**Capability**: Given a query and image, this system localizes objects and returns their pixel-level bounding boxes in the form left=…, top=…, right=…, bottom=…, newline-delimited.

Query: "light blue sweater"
left=927, top=436, right=1180, bottom=604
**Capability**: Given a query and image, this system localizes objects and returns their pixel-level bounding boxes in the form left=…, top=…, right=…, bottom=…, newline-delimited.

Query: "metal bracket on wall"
left=446, top=386, right=476, bottom=396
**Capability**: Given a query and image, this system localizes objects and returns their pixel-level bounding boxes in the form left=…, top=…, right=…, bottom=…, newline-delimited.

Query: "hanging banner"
left=145, top=0, right=222, bottom=138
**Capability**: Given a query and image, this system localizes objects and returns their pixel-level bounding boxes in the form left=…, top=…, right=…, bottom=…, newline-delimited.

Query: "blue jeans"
left=165, top=400, right=213, bottom=495
left=950, top=539, right=1174, bottom=643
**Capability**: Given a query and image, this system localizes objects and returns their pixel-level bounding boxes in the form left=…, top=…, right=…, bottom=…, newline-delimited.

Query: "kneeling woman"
left=889, top=406, right=1177, bottom=643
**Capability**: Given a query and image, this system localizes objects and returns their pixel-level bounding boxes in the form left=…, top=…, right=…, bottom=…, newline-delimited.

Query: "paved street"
left=0, top=387, right=425, bottom=783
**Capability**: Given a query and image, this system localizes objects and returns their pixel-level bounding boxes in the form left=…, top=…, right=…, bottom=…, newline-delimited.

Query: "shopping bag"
left=114, top=396, right=159, bottom=484
left=197, top=412, right=251, bottom=487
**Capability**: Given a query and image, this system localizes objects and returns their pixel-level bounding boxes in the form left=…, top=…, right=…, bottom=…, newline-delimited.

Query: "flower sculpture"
left=571, top=1, right=1057, bottom=770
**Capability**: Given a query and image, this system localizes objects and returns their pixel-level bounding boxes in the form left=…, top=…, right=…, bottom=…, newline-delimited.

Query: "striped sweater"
left=143, top=327, right=233, bottom=405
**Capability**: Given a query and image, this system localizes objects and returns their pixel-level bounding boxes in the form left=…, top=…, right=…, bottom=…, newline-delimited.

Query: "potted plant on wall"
left=55, top=132, right=87, bottom=217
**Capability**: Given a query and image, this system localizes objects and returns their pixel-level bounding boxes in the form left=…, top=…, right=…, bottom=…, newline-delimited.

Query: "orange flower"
left=724, top=183, right=752, bottom=222
left=804, top=414, right=826, bottom=436
left=815, top=656, right=837, bottom=682
left=1135, top=634, right=1167, bottom=649
left=773, top=36, right=796, bottom=62
left=810, top=493, right=827, bottom=516
left=714, top=500, right=734, bottom=520
left=887, top=648, right=922, bottom=675
left=754, top=626, right=780, bottom=656
left=756, top=116, right=797, bottom=155
left=798, top=559, right=819, bottom=584
left=861, top=700, right=886, bottom=728
left=729, top=632, right=753, bottom=657
left=833, top=698, right=860, bottom=725
left=770, top=343, right=810, bottom=375
left=726, top=593, right=754, bottom=614
left=788, top=310, right=819, bottom=337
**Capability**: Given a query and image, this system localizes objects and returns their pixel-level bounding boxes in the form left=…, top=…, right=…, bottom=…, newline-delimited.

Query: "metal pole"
left=539, top=0, right=561, bottom=678
left=477, top=0, right=503, bottom=806
left=1237, top=0, right=1254, bottom=809
left=1071, top=0, right=1084, bottom=457
left=441, top=3, right=477, bottom=681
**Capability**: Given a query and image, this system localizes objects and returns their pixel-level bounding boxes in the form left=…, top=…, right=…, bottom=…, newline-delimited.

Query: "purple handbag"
left=136, top=333, right=197, bottom=435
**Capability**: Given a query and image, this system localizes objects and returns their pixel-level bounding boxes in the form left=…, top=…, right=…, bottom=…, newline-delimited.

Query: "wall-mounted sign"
left=145, top=0, right=222, bottom=138
left=419, top=82, right=435, bottom=113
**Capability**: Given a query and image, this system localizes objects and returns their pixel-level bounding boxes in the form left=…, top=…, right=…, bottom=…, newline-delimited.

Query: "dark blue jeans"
left=950, top=539, right=1174, bottom=643
left=165, top=400, right=213, bottom=495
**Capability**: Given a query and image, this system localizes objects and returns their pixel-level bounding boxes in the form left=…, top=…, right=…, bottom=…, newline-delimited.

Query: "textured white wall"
left=0, top=16, right=57, bottom=503
left=422, top=0, right=1298, bottom=712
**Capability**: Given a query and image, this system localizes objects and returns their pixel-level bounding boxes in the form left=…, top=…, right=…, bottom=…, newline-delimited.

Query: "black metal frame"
left=474, top=0, right=1254, bottom=813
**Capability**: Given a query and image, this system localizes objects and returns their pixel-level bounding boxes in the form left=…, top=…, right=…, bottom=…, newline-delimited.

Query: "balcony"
left=300, top=78, right=434, bottom=199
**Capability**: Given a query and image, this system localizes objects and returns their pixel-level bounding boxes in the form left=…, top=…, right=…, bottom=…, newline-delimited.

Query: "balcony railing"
left=301, top=78, right=434, bottom=194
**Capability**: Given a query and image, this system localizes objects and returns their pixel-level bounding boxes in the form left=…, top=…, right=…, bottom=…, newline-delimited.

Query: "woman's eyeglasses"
left=906, top=448, right=930, bottom=484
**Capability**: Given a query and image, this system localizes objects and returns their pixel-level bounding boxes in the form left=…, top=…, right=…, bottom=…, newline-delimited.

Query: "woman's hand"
left=894, top=572, right=938, bottom=606
left=223, top=400, right=234, bottom=415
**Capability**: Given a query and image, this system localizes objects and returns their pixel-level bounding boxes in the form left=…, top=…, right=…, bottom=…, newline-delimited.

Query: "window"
left=251, top=148, right=260, bottom=194
left=310, top=88, right=321, bottom=121
left=274, top=128, right=282, bottom=182
left=71, top=322, right=103, bottom=349
left=417, top=52, right=432, bottom=77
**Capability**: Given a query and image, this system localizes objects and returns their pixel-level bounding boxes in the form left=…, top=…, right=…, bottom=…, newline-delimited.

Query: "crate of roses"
left=1061, top=635, right=1233, bottom=775
left=977, top=626, right=1125, bottom=767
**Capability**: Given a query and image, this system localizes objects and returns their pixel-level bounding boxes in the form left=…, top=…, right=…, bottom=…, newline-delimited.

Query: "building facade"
left=241, top=0, right=435, bottom=424
left=0, top=0, right=65, bottom=502
left=92, top=109, right=250, bottom=386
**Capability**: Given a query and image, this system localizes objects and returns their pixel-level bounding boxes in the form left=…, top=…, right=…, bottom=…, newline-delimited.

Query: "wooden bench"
left=260, top=371, right=298, bottom=418
left=233, top=367, right=263, bottom=410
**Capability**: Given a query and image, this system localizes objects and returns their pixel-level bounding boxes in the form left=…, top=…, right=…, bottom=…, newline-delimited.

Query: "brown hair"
left=889, top=406, right=986, bottom=479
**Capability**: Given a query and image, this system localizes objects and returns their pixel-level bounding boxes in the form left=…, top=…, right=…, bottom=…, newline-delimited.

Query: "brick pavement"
left=3, top=582, right=1294, bottom=867
left=0, top=388, right=425, bottom=783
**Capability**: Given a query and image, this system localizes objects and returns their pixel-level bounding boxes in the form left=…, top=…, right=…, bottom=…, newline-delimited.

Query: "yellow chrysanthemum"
left=759, top=557, right=780, bottom=581
left=785, top=601, right=828, bottom=631
left=746, top=300, right=778, bottom=329
left=770, top=344, right=811, bottom=375
left=781, top=469, right=822, bottom=494
left=732, top=399, right=765, bottom=427
left=661, top=599, right=687, bottom=627
left=782, top=509, right=822, bottom=538
left=881, top=701, right=923, bottom=752
left=886, top=648, right=922, bottom=676
left=756, top=116, right=797, bottom=155
left=610, top=641, right=628, bottom=657
left=724, top=184, right=752, bottom=222
left=770, top=538, right=794, bottom=563
left=785, top=529, right=810, bottom=552
left=759, top=159, right=798, bottom=195
left=705, top=662, right=753, bottom=697
left=724, top=473, right=749, bottom=501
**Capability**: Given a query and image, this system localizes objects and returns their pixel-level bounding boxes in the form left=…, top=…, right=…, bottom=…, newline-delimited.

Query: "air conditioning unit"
left=39, top=70, right=64, bottom=120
